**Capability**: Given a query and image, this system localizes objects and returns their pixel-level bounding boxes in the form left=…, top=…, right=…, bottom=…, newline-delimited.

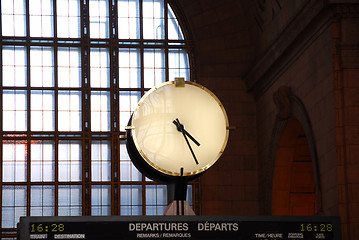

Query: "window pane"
left=143, top=0, right=164, bottom=39
left=119, top=48, right=141, bottom=88
left=146, top=185, right=167, bottom=203
left=57, top=0, right=81, bottom=38
left=91, top=140, right=111, bottom=181
left=30, top=140, right=55, bottom=182
left=168, top=5, right=183, bottom=40
left=1, top=0, right=26, bottom=36
left=91, top=91, right=110, bottom=131
left=91, top=185, right=111, bottom=216
left=90, top=48, right=110, bottom=88
left=120, top=142, right=141, bottom=181
left=58, top=185, right=82, bottom=216
left=59, top=140, right=82, bottom=182
left=187, top=185, right=193, bottom=207
left=144, top=48, right=165, bottom=88
left=30, top=47, right=54, bottom=87
left=120, top=185, right=142, bottom=216
left=2, top=140, right=27, bottom=182
left=29, top=0, right=54, bottom=37
left=58, top=91, right=82, bottom=131
left=1, top=186, right=27, bottom=228
left=58, top=47, right=81, bottom=88
left=31, top=90, right=55, bottom=131
left=2, top=90, right=27, bottom=131
left=30, top=185, right=55, bottom=216
left=119, top=91, right=141, bottom=131
left=145, top=185, right=167, bottom=215
left=89, top=0, right=109, bottom=38
left=168, top=48, right=190, bottom=81
left=118, top=0, right=140, bottom=39
left=2, top=46, right=27, bottom=87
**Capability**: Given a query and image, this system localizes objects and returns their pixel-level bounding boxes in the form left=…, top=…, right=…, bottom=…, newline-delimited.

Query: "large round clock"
left=126, top=80, right=229, bottom=182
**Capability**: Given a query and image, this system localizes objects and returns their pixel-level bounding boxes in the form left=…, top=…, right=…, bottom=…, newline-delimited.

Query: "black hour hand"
left=172, top=119, right=200, bottom=146
left=173, top=118, right=200, bottom=165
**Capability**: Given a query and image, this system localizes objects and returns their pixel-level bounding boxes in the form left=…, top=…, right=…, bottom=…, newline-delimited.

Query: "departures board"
left=17, top=215, right=341, bottom=240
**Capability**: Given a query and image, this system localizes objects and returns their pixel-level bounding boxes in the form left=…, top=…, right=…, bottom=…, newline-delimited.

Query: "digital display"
left=18, top=216, right=341, bottom=240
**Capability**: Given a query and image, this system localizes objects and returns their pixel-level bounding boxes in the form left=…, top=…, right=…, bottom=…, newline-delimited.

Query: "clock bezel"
left=126, top=80, right=229, bottom=180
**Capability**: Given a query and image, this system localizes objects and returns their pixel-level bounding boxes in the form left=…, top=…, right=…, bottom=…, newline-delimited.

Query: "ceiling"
left=173, top=0, right=319, bottom=86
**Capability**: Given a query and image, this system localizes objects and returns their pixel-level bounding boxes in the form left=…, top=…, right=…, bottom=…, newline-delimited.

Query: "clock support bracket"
left=164, top=168, right=195, bottom=215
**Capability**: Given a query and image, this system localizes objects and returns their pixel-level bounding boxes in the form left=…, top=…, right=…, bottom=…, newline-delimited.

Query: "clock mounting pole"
left=165, top=168, right=195, bottom=215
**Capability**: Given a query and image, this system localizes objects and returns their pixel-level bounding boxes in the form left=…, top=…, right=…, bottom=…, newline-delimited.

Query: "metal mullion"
left=54, top=134, right=59, bottom=216
left=139, top=0, right=145, bottom=96
left=82, top=46, right=90, bottom=132
left=142, top=44, right=170, bottom=49
left=165, top=47, right=169, bottom=83
left=56, top=87, right=83, bottom=91
left=56, top=41, right=82, bottom=48
left=26, top=133, right=31, bottom=216
left=25, top=0, right=30, bottom=39
left=110, top=7, right=119, bottom=132
left=81, top=0, right=91, bottom=216
left=80, top=138, right=86, bottom=217
left=57, top=134, right=84, bottom=139
left=110, top=0, right=118, bottom=40
left=88, top=86, right=112, bottom=92
left=1, top=41, right=28, bottom=47
left=25, top=0, right=32, bottom=214
left=53, top=0, right=57, bottom=39
left=1, top=86, right=27, bottom=91
left=164, top=0, right=169, bottom=82
left=53, top=5, right=59, bottom=212
left=164, top=0, right=168, bottom=40
left=111, top=42, right=120, bottom=214
left=117, top=40, right=143, bottom=47
left=89, top=42, right=111, bottom=48
left=84, top=138, right=90, bottom=215
left=167, top=44, right=189, bottom=49
left=140, top=47, right=145, bottom=96
left=112, top=87, right=119, bottom=132
left=139, top=0, right=143, bottom=40
left=118, top=181, right=144, bottom=185
left=81, top=0, right=89, bottom=39
left=54, top=46, right=59, bottom=135
left=83, top=92, right=90, bottom=216
left=114, top=181, right=119, bottom=215
left=142, top=180, right=146, bottom=215
left=111, top=11, right=119, bottom=207
left=111, top=182, right=116, bottom=215
left=118, top=88, right=151, bottom=92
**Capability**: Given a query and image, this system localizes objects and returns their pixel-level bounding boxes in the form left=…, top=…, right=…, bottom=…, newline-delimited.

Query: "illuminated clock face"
left=128, top=80, right=229, bottom=177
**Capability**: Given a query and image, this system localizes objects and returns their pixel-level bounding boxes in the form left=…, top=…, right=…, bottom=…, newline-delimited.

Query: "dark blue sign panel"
left=17, top=216, right=341, bottom=240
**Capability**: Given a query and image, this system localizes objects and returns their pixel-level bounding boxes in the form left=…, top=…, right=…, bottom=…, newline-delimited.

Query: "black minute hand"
left=173, top=119, right=200, bottom=146
left=173, top=118, right=200, bottom=165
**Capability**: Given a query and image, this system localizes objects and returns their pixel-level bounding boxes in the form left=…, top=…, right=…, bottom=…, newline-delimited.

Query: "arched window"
left=0, top=0, right=195, bottom=238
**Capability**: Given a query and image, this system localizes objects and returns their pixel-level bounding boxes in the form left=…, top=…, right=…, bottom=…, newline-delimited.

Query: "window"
left=0, top=0, right=196, bottom=238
